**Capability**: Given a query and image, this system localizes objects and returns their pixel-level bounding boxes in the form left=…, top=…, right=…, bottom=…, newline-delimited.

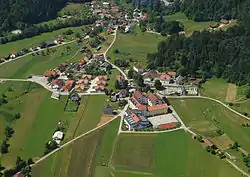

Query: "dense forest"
left=147, top=0, right=250, bottom=85
left=181, top=0, right=244, bottom=21
left=0, top=0, right=90, bottom=32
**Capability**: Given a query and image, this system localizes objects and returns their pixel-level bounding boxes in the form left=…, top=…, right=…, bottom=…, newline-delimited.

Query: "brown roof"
left=160, top=74, right=171, bottom=81
left=146, top=93, right=161, bottom=105
left=134, top=90, right=144, bottom=100
left=44, top=70, right=57, bottom=77
left=147, top=104, right=168, bottom=112
left=143, top=70, right=160, bottom=79
left=13, top=172, right=25, bottom=177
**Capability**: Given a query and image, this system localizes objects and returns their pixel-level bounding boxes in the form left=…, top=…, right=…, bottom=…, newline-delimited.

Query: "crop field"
left=164, top=12, right=217, bottom=35
left=111, top=131, right=240, bottom=177
left=107, top=26, right=167, bottom=67
left=0, top=42, right=80, bottom=78
left=32, top=118, right=120, bottom=177
left=232, top=100, right=250, bottom=117
left=0, top=81, right=105, bottom=168
left=170, top=98, right=250, bottom=152
left=0, top=26, right=84, bottom=57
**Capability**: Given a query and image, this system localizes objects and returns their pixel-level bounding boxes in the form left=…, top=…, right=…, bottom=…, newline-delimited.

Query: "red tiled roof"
left=160, top=74, right=171, bottom=81
left=95, top=85, right=105, bottom=90
left=167, top=71, right=177, bottom=76
left=203, top=137, right=214, bottom=147
left=160, top=123, right=176, bottom=129
left=148, top=104, right=168, bottom=112
left=143, top=70, right=160, bottom=79
left=82, top=74, right=92, bottom=80
left=131, top=113, right=140, bottom=122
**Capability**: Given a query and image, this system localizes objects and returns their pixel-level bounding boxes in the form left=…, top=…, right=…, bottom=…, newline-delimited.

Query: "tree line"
left=0, top=0, right=91, bottom=33
left=147, top=0, right=250, bottom=85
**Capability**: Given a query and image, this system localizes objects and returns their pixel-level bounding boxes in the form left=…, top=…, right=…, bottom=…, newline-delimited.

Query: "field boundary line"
left=32, top=104, right=128, bottom=166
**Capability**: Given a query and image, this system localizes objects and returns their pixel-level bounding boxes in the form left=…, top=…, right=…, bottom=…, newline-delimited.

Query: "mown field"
left=164, top=12, right=216, bottom=35
left=32, top=118, right=120, bottom=177
left=170, top=98, right=250, bottom=152
left=0, top=42, right=81, bottom=79
left=112, top=131, right=240, bottom=177
left=0, top=26, right=84, bottom=57
left=0, top=81, right=105, bottom=169
left=107, top=26, right=167, bottom=67
left=200, top=78, right=230, bottom=101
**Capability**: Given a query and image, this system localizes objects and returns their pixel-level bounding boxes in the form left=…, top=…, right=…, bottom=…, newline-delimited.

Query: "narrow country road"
left=167, top=95, right=250, bottom=121
left=0, top=40, right=76, bottom=67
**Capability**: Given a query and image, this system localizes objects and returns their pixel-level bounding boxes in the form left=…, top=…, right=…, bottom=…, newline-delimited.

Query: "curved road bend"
left=167, top=95, right=250, bottom=121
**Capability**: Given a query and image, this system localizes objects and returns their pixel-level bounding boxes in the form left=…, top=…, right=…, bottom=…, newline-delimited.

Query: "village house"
left=63, top=80, right=75, bottom=92
left=167, top=71, right=177, bottom=79
left=52, top=131, right=64, bottom=145
left=143, top=70, right=160, bottom=85
left=133, top=64, right=144, bottom=73
left=203, top=137, right=215, bottom=147
left=124, top=110, right=151, bottom=130
left=82, top=74, right=92, bottom=80
left=95, top=85, right=106, bottom=92
left=159, top=73, right=171, bottom=85
left=146, top=93, right=163, bottom=106
left=44, top=70, right=58, bottom=78
left=147, top=104, right=169, bottom=117
left=133, top=90, right=148, bottom=105
left=118, top=89, right=129, bottom=98
left=51, top=79, right=64, bottom=89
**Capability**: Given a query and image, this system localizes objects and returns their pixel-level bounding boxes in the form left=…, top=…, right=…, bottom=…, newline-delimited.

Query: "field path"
left=225, top=83, right=237, bottom=102
left=32, top=104, right=128, bottom=166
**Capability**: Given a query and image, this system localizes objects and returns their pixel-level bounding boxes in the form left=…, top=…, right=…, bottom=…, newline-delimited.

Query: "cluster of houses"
left=0, top=36, right=65, bottom=64
left=91, top=1, right=148, bottom=34
left=44, top=53, right=113, bottom=94
left=133, top=64, right=199, bottom=96
left=124, top=90, right=179, bottom=130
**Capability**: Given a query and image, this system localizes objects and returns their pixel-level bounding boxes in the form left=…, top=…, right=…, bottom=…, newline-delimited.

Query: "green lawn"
left=200, top=78, right=229, bottom=101
left=0, top=81, right=106, bottom=169
left=0, top=26, right=84, bottom=57
left=32, top=118, right=120, bottom=177
left=165, top=12, right=217, bottom=35
left=107, top=26, right=167, bottom=68
left=0, top=42, right=81, bottom=79
left=170, top=98, right=250, bottom=152
left=232, top=100, right=250, bottom=117
left=112, top=131, right=240, bottom=177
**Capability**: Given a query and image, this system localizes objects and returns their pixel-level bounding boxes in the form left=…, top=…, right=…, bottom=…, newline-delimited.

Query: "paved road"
left=103, top=28, right=128, bottom=80
left=33, top=104, right=128, bottom=165
left=0, top=40, right=76, bottom=67
left=167, top=95, right=250, bottom=121
left=226, top=159, right=250, bottom=177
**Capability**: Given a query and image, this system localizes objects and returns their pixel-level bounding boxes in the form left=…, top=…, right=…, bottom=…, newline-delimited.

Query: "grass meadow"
left=107, top=26, right=167, bottom=68
left=0, top=26, right=84, bottom=57
left=170, top=98, right=250, bottom=152
left=0, top=42, right=81, bottom=78
left=112, top=131, right=240, bottom=177
left=164, top=12, right=216, bottom=35
left=32, top=118, right=120, bottom=177
left=0, top=81, right=105, bottom=169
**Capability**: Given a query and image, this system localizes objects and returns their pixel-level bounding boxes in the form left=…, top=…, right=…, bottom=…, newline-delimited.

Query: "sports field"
left=0, top=42, right=80, bottom=79
left=170, top=98, right=250, bottom=152
left=112, top=131, right=240, bottom=177
left=32, top=118, right=120, bottom=177
left=107, top=26, right=167, bottom=67
left=0, top=81, right=105, bottom=168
